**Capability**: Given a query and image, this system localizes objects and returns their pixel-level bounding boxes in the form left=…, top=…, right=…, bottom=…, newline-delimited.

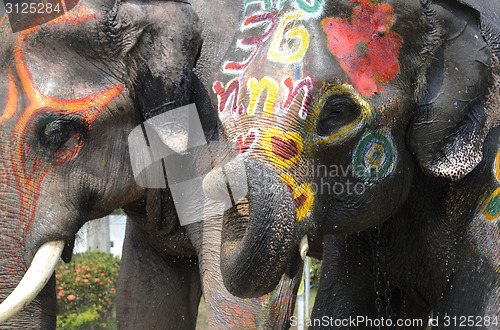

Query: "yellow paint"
left=314, top=84, right=372, bottom=145
left=280, top=173, right=314, bottom=221
left=268, top=11, right=310, bottom=63
left=247, top=77, right=279, bottom=116
left=262, top=127, right=302, bottom=169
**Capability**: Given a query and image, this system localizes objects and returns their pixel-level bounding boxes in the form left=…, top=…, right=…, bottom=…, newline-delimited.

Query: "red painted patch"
left=235, top=131, right=256, bottom=155
left=213, top=80, right=244, bottom=117
left=285, top=183, right=308, bottom=209
left=271, top=136, right=298, bottom=161
left=322, top=0, right=402, bottom=96
left=212, top=297, right=258, bottom=329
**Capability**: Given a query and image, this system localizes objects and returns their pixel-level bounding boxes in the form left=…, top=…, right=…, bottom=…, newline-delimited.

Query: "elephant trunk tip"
left=218, top=158, right=300, bottom=298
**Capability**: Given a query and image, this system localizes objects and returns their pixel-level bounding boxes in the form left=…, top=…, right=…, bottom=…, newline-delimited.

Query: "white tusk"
left=299, top=235, right=309, bottom=261
left=0, top=240, right=65, bottom=324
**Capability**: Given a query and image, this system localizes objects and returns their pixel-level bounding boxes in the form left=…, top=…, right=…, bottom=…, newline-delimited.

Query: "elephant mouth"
left=0, top=240, right=65, bottom=323
left=213, top=157, right=302, bottom=297
left=222, top=198, right=250, bottom=244
left=61, top=236, right=75, bottom=263
left=0, top=233, right=75, bottom=324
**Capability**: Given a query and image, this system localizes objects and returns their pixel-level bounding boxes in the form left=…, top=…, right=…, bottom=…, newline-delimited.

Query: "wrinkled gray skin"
left=199, top=0, right=500, bottom=328
left=0, top=0, right=299, bottom=329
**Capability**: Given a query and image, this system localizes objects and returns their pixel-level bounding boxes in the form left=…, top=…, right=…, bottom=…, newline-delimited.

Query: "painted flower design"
left=322, top=0, right=403, bottom=96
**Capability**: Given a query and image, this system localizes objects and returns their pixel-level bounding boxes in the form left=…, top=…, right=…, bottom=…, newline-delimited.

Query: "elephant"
left=0, top=0, right=301, bottom=329
left=199, top=0, right=500, bottom=327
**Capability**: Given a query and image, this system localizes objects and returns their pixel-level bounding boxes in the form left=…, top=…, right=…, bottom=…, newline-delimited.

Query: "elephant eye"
left=316, top=97, right=361, bottom=136
left=35, top=114, right=81, bottom=154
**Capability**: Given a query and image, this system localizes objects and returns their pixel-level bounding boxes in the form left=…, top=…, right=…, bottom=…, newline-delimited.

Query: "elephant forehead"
left=214, top=0, right=405, bottom=129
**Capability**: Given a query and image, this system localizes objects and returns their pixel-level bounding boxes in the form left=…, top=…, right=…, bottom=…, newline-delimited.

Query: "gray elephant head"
left=203, top=0, right=498, bottom=298
left=0, top=0, right=201, bottom=327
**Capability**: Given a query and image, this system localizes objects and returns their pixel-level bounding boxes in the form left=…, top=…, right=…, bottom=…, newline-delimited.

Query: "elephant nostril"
left=222, top=198, right=249, bottom=243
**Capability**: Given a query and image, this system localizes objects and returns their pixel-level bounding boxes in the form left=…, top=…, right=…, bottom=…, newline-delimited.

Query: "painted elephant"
left=200, top=0, right=500, bottom=326
left=0, top=0, right=300, bottom=329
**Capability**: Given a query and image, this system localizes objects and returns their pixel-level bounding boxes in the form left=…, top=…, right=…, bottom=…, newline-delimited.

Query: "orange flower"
left=83, top=279, right=89, bottom=283
left=94, top=278, right=100, bottom=283
left=67, top=294, right=76, bottom=301
left=110, top=288, right=115, bottom=292
left=57, top=286, right=63, bottom=290
left=75, top=277, right=81, bottom=283
left=55, top=274, right=62, bottom=279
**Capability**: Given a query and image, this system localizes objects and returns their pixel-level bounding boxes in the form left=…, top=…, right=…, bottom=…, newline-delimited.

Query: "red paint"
left=271, top=135, right=298, bottom=161
left=285, top=183, right=308, bottom=210
left=213, top=80, right=244, bottom=117
left=212, top=297, right=258, bottom=329
left=235, top=131, right=256, bottom=155
left=283, top=77, right=313, bottom=119
left=322, top=0, right=402, bottom=96
left=224, top=13, right=277, bottom=72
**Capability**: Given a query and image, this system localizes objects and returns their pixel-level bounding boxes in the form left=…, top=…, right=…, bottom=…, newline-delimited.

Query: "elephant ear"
left=408, top=0, right=496, bottom=180
left=454, top=0, right=500, bottom=56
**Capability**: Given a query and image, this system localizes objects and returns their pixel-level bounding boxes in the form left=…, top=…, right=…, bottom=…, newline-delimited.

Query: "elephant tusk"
left=299, top=235, right=309, bottom=261
left=0, top=240, right=65, bottom=324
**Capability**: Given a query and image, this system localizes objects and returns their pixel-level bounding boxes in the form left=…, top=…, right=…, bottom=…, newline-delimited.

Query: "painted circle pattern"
left=352, top=130, right=395, bottom=182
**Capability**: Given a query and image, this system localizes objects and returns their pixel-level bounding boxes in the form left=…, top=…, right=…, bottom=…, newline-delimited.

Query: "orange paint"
left=46, top=2, right=99, bottom=27
left=0, top=73, right=19, bottom=126
left=6, top=45, right=123, bottom=243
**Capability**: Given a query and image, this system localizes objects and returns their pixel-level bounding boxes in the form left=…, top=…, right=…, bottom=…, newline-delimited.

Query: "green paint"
left=352, top=131, right=395, bottom=182
left=245, top=0, right=272, bottom=11
left=295, top=0, right=322, bottom=14
left=276, top=0, right=323, bottom=13
left=486, top=193, right=500, bottom=218
left=356, top=41, right=368, bottom=57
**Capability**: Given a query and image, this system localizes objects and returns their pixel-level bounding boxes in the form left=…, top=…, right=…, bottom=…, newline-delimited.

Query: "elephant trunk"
left=206, top=158, right=298, bottom=298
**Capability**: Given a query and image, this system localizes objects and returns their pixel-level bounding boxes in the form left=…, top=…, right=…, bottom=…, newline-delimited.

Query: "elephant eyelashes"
left=35, top=116, right=81, bottom=155
left=316, top=97, right=360, bottom=136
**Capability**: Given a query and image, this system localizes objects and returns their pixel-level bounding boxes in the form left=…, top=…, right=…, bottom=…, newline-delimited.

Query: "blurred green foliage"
left=55, top=251, right=120, bottom=329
